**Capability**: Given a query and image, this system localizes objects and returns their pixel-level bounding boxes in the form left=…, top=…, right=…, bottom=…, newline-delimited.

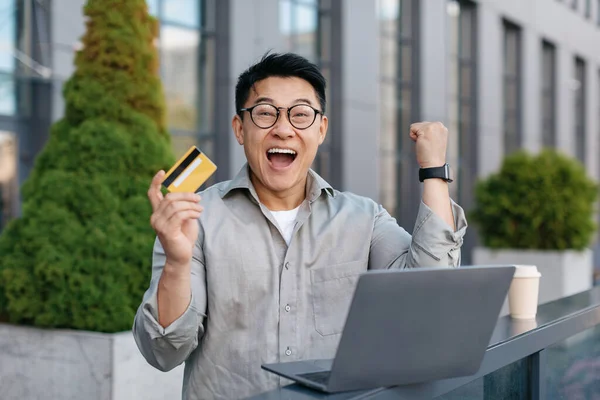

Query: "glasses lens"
left=289, top=105, right=316, bottom=129
left=251, top=104, right=278, bottom=128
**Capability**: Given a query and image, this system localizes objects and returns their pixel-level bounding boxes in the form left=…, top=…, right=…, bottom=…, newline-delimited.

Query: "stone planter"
left=0, top=323, right=183, bottom=400
left=473, top=247, right=594, bottom=316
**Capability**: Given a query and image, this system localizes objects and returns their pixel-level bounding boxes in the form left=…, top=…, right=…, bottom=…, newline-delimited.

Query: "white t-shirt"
left=270, top=206, right=300, bottom=245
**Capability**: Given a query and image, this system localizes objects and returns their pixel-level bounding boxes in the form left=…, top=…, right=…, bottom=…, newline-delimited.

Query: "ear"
left=232, top=115, right=244, bottom=145
left=317, top=115, right=328, bottom=145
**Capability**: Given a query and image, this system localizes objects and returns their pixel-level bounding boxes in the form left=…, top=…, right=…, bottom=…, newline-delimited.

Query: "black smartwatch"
left=419, top=163, right=453, bottom=183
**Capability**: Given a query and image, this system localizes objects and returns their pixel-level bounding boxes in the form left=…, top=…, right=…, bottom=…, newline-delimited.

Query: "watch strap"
left=419, top=163, right=453, bottom=183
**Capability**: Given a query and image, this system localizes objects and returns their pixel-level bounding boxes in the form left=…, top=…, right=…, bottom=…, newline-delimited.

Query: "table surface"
left=247, top=286, right=600, bottom=400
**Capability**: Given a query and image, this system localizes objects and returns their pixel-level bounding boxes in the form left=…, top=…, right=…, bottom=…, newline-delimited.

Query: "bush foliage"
left=0, top=0, right=174, bottom=332
left=470, top=149, right=598, bottom=251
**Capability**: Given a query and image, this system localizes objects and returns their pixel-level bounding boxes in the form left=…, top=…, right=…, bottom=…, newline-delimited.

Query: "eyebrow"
left=253, top=97, right=314, bottom=106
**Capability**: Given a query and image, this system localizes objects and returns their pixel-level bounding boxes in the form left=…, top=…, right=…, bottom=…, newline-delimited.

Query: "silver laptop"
left=262, top=265, right=516, bottom=393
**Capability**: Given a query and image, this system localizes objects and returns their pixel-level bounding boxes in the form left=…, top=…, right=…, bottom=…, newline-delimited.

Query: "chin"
left=264, top=174, right=300, bottom=192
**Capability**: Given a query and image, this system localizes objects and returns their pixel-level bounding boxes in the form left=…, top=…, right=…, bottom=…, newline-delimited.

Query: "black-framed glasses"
left=238, top=103, right=323, bottom=130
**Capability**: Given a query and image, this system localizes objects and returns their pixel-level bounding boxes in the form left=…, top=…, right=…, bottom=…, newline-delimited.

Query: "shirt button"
left=285, top=348, right=292, bottom=356
left=285, top=305, right=291, bottom=312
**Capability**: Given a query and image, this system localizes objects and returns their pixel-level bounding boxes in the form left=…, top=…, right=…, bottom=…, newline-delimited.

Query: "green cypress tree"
left=0, top=0, right=174, bottom=332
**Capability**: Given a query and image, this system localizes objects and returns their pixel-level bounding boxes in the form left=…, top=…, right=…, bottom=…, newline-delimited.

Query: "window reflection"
left=280, top=0, right=318, bottom=62
left=378, top=0, right=400, bottom=27
left=163, top=0, right=199, bottom=27
left=0, top=131, right=17, bottom=231
left=152, top=0, right=222, bottom=167
left=378, top=0, right=418, bottom=221
left=280, top=0, right=337, bottom=184
left=0, top=0, right=15, bottom=72
left=0, top=73, right=15, bottom=115
left=541, top=41, right=556, bottom=148
left=447, top=1, right=460, bottom=201
left=574, top=57, right=586, bottom=163
left=160, top=25, right=199, bottom=131
left=447, top=0, right=476, bottom=204
left=198, top=35, right=215, bottom=136
left=146, top=0, right=158, bottom=16
left=0, top=0, right=15, bottom=116
left=379, top=1, right=400, bottom=218
left=503, top=21, right=522, bottom=155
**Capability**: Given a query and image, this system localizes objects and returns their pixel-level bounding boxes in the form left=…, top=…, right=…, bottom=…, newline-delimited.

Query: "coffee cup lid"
left=513, top=265, right=541, bottom=278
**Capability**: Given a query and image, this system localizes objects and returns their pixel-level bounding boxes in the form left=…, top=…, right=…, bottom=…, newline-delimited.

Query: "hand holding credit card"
left=162, top=146, right=217, bottom=193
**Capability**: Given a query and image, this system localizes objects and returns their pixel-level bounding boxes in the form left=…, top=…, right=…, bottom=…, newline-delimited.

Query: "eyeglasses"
left=238, top=103, right=323, bottom=130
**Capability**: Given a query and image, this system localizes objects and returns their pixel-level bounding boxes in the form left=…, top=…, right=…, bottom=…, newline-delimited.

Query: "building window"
left=151, top=0, right=227, bottom=182
left=378, top=0, right=420, bottom=222
left=585, top=0, right=591, bottom=18
left=153, top=0, right=202, bottom=135
left=574, top=57, right=586, bottom=163
left=447, top=0, right=477, bottom=205
left=503, top=20, right=522, bottom=155
left=541, top=40, right=557, bottom=148
left=280, top=0, right=319, bottom=62
left=279, top=0, right=341, bottom=187
left=597, top=0, right=600, bottom=25
left=0, top=0, right=16, bottom=116
left=161, top=25, right=200, bottom=133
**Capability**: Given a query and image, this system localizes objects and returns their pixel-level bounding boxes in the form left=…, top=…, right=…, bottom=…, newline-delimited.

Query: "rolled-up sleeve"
left=132, top=235, right=207, bottom=372
left=370, top=199, right=467, bottom=270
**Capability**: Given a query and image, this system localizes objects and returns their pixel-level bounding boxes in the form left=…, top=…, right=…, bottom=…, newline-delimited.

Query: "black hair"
left=235, top=52, right=327, bottom=116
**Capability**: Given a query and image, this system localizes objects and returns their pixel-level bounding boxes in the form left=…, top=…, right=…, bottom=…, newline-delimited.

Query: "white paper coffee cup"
left=508, top=265, right=541, bottom=320
left=510, top=318, right=538, bottom=336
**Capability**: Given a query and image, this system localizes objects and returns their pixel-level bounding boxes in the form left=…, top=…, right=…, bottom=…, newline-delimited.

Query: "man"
left=133, top=52, right=467, bottom=399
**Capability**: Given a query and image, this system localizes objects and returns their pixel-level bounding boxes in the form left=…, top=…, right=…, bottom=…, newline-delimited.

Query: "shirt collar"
left=220, top=163, right=335, bottom=202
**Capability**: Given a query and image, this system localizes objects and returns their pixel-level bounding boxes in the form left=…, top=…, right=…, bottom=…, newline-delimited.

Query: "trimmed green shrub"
left=0, top=0, right=174, bottom=332
left=470, top=149, right=598, bottom=251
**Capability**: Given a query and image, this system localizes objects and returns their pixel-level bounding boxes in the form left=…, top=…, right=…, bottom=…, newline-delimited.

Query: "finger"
left=164, top=209, right=203, bottom=230
left=155, top=193, right=201, bottom=217
left=410, top=121, right=428, bottom=130
left=157, top=199, right=203, bottom=220
left=148, top=170, right=166, bottom=211
left=409, top=122, right=424, bottom=136
left=152, top=204, right=203, bottom=234
left=165, top=192, right=202, bottom=203
left=409, top=127, right=422, bottom=141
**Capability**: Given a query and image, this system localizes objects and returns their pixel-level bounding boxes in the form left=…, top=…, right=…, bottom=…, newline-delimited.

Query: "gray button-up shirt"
left=133, top=165, right=467, bottom=400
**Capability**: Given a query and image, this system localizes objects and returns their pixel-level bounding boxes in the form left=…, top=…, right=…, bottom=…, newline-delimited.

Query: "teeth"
left=268, top=148, right=297, bottom=155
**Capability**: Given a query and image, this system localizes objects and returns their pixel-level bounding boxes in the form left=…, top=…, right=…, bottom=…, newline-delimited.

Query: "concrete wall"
left=421, top=0, right=448, bottom=124
left=112, top=331, right=184, bottom=400
left=340, top=0, right=380, bottom=199
left=0, top=324, right=183, bottom=400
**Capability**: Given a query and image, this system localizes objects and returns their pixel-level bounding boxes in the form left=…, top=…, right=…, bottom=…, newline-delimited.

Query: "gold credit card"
left=162, top=146, right=217, bottom=193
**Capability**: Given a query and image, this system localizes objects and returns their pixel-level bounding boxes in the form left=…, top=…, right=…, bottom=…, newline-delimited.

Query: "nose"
left=271, top=110, right=296, bottom=139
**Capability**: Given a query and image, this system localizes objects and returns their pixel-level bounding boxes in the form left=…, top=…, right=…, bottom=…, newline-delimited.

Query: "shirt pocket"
left=310, top=260, right=367, bottom=337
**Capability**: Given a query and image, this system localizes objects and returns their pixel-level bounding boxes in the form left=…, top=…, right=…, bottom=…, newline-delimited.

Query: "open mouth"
left=267, top=148, right=297, bottom=169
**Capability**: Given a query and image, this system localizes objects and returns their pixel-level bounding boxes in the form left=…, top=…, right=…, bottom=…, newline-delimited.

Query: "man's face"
left=232, top=76, right=328, bottom=196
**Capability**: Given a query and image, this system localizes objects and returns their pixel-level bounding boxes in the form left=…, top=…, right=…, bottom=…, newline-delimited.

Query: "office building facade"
left=1, top=0, right=599, bottom=265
